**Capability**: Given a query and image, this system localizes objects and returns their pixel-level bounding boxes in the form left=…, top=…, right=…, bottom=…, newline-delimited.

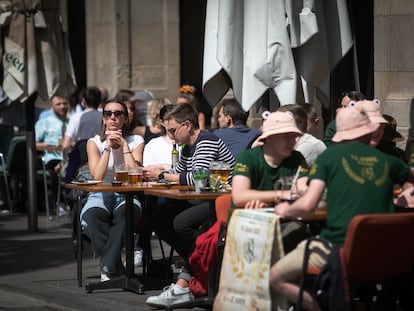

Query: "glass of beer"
left=210, top=161, right=231, bottom=190
left=128, top=167, right=143, bottom=186
left=114, top=163, right=129, bottom=184
left=218, top=162, right=231, bottom=185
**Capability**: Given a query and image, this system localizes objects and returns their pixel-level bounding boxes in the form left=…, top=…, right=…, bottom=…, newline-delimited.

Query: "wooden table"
left=65, top=182, right=214, bottom=293
left=144, top=188, right=229, bottom=201
left=65, top=182, right=153, bottom=294
left=296, top=209, right=327, bottom=222
left=144, top=188, right=231, bottom=221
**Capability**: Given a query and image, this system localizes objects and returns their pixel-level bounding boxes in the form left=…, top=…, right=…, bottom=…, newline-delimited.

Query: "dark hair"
left=160, top=104, right=176, bottom=121
left=159, top=104, right=176, bottom=135
left=298, top=102, right=318, bottom=122
left=277, top=104, right=308, bottom=132
left=100, top=99, right=130, bottom=140
left=339, top=91, right=365, bottom=105
left=219, top=98, right=249, bottom=126
left=83, top=86, right=101, bottom=109
left=164, top=103, right=199, bottom=128
left=114, top=89, right=134, bottom=104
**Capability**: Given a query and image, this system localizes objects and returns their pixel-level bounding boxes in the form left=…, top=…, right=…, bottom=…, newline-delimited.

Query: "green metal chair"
left=0, top=135, right=55, bottom=218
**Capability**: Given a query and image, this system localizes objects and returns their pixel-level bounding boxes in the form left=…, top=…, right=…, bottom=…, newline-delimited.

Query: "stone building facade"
left=64, top=0, right=414, bottom=147
left=374, top=0, right=414, bottom=146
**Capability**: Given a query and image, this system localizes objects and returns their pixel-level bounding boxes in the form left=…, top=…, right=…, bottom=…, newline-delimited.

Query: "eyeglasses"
left=167, top=122, right=186, bottom=135
left=103, top=110, right=124, bottom=118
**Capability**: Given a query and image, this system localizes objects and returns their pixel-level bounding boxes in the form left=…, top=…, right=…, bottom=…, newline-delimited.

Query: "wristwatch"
left=102, top=147, right=111, bottom=154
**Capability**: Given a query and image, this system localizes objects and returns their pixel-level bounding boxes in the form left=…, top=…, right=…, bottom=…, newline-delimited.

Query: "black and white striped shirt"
left=176, top=131, right=235, bottom=185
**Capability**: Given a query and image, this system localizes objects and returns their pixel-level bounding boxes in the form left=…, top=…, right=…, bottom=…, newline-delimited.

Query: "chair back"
left=7, top=136, right=27, bottom=176
left=215, top=194, right=232, bottom=222
left=342, top=213, right=414, bottom=282
left=0, top=125, right=14, bottom=155
left=65, top=139, right=88, bottom=184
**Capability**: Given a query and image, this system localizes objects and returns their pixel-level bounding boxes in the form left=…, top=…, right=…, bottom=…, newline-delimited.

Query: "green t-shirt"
left=323, top=120, right=336, bottom=147
left=408, top=146, right=414, bottom=168
left=311, top=141, right=410, bottom=244
left=231, top=147, right=307, bottom=210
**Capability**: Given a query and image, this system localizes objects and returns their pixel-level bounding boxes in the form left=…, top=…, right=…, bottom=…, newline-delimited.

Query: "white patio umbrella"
left=202, top=0, right=353, bottom=110
left=1, top=0, right=76, bottom=102
left=0, top=0, right=76, bottom=230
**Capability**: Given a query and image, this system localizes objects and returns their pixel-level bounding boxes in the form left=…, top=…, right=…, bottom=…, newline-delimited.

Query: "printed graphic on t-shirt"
left=342, top=154, right=389, bottom=185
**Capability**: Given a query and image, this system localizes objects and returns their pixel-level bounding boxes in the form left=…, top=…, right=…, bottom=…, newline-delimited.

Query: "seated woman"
left=132, top=97, right=172, bottom=144
left=80, top=100, right=144, bottom=281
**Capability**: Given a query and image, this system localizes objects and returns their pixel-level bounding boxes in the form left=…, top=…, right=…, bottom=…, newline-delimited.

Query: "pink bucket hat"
left=258, top=111, right=303, bottom=141
left=353, top=99, right=388, bottom=124
left=332, top=105, right=379, bottom=142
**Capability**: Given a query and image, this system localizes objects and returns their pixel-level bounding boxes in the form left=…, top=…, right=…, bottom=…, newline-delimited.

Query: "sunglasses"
left=103, top=110, right=124, bottom=118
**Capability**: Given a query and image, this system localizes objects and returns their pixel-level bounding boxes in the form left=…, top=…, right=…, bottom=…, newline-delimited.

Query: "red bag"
left=188, top=220, right=222, bottom=297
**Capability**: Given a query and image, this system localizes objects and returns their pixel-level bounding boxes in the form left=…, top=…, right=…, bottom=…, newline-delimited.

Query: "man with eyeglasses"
left=144, top=103, right=235, bottom=308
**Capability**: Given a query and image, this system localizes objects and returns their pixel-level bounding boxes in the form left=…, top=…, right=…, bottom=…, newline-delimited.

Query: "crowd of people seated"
left=3, top=84, right=414, bottom=311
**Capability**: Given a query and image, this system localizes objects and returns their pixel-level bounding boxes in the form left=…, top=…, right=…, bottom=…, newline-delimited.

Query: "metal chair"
left=0, top=136, right=53, bottom=218
left=0, top=152, right=12, bottom=211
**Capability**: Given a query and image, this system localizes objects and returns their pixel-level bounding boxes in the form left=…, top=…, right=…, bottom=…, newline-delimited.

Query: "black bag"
left=281, top=220, right=312, bottom=253
left=147, top=258, right=173, bottom=280
left=312, top=244, right=350, bottom=311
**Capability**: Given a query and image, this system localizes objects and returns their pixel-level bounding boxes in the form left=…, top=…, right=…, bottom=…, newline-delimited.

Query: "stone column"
left=85, top=0, right=180, bottom=100
left=374, top=0, right=414, bottom=148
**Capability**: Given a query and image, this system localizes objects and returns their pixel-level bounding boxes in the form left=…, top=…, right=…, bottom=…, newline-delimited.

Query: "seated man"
left=277, top=104, right=326, bottom=167
left=212, top=98, right=261, bottom=158
left=232, top=110, right=308, bottom=211
left=270, top=103, right=414, bottom=311
left=143, top=103, right=235, bottom=307
left=35, top=95, right=70, bottom=214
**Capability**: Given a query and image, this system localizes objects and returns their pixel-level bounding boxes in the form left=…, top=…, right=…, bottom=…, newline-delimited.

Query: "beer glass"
left=128, top=167, right=143, bottom=185
left=114, top=163, right=128, bottom=184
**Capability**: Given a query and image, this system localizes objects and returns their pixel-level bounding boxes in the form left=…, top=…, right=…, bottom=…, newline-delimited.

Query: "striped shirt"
left=176, top=131, right=235, bottom=185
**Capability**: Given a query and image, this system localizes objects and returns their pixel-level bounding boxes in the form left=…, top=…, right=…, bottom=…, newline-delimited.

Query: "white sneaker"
left=134, top=249, right=143, bottom=267
left=101, top=272, right=111, bottom=282
left=146, top=283, right=194, bottom=307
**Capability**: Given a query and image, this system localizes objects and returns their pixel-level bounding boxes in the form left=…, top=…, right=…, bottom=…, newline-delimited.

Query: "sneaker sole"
left=146, top=301, right=169, bottom=308
left=146, top=298, right=193, bottom=308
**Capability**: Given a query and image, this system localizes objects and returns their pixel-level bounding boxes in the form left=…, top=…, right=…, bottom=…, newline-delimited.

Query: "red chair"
left=214, top=193, right=232, bottom=222
left=299, top=213, right=414, bottom=310
left=340, top=213, right=414, bottom=309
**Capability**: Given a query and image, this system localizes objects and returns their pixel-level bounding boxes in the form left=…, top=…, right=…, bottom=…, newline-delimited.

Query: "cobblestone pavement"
left=0, top=212, right=206, bottom=311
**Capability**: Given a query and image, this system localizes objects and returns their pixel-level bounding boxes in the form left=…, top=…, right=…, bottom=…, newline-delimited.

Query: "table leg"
left=85, top=192, right=144, bottom=294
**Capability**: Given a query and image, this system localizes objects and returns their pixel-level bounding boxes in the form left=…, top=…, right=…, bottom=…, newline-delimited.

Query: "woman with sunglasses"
left=80, top=100, right=144, bottom=282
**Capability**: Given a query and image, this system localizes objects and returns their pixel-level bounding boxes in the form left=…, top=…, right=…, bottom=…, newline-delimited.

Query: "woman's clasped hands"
left=105, top=129, right=124, bottom=149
